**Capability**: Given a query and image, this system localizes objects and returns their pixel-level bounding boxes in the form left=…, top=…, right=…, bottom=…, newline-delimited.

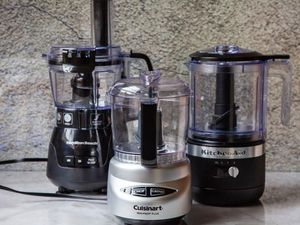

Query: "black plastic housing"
left=187, top=153, right=265, bottom=206
left=46, top=109, right=113, bottom=192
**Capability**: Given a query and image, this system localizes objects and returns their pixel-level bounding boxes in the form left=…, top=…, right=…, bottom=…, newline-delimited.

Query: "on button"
left=64, top=156, right=74, bottom=167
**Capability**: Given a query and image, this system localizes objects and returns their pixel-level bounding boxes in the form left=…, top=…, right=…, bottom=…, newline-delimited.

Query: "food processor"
left=108, top=71, right=192, bottom=225
left=186, top=45, right=292, bottom=205
left=45, top=0, right=152, bottom=193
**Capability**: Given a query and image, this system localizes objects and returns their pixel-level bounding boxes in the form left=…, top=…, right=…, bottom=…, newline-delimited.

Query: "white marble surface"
left=0, top=171, right=299, bottom=225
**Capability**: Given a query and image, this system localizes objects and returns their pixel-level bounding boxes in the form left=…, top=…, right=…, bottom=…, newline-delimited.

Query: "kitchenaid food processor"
left=187, top=45, right=292, bottom=205
left=108, top=71, right=191, bottom=225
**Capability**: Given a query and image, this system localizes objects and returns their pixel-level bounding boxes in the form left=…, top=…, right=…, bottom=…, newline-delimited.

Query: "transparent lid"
left=110, top=71, right=190, bottom=99
left=46, top=45, right=121, bottom=66
left=110, top=71, right=190, bottom=166
left=190, top=44, right=289, bottom=62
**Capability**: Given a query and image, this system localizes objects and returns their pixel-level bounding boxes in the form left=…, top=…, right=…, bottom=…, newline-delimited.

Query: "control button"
left=228, top=166, right=239, bottom=178
left=75, top=157, right=84, bottom=167
left=132, top=187, right=147, bottom=197
left=64, top=156, right=74, bottom=167
left=87, top=157, right=97, bottom=165
left=150, top=188, right=165, bottom=197
left=75, top=157, right=98, bottom=167
left=63, top=113, right=73, bottom=125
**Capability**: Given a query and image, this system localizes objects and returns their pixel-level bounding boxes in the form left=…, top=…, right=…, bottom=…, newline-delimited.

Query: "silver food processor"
left=108, top=71, right=192, bottom=225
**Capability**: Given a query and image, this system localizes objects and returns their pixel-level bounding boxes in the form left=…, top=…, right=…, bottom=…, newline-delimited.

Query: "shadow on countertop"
left=184, top=201, right=265, bottom=225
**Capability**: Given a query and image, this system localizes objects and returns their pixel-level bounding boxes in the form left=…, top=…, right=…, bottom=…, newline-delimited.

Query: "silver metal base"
left=107, top=158, right=192, bottom=222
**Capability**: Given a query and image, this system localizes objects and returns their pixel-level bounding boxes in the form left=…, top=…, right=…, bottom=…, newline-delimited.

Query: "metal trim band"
left=187, top=144, right=265, bottom=159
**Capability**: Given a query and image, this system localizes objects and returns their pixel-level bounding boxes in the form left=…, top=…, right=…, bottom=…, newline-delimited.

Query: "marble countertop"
left=0, top=171, right=299, bottom=225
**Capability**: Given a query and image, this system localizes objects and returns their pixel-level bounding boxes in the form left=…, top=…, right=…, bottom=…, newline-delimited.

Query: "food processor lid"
left=45, top=45, right=121, bottom=67
left=46, top=44, right=80, bottom=66
left=109, top=71, right=190, bottom=99
left=190, top=44, right=289, bottom=62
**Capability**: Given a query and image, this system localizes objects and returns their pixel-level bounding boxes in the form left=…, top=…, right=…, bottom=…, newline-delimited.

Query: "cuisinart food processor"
left=108, top=71, right=191, bottom=225
left=187, top=45, right=292, bottom=205
left=45, top=0, right=152, bottom=193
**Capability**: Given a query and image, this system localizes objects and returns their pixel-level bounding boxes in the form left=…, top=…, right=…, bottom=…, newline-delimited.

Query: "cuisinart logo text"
left=201, top=148, right=246, bottom=158
left=133, top=205, right=163, bottom=211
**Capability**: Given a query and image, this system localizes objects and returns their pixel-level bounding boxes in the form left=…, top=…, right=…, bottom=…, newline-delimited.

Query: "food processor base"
left=108, top=158, right=191, bottom=223
left=192, top=185, right=264, bottom=206
left=47, top=143, right=108, bottom=192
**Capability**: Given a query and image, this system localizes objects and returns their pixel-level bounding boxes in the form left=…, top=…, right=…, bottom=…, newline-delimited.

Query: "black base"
left=47, top=143, right=108, bottom=192
left=56, top=186, right=106, bottom=194
left=188, top=151, right=265, bottom=206
left=192, top=185, right=264, bottom=206
left=120, top=216, right=184, bottom=225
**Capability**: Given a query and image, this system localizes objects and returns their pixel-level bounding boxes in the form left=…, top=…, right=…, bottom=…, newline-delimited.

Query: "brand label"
left=133, top=205, right=163, bottom=216
left=201, top=148, right=247, bottom=157
left=66, top=141, right=98, bottom=145
left=133, top=205, right=163, bottom=211
left=188, top=145, right=264, bottom=159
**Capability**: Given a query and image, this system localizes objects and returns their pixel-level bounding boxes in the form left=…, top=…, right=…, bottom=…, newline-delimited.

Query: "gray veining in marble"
left=0, top=171, right=299, bottom=225
left=0, top=0, right=300, bottom=171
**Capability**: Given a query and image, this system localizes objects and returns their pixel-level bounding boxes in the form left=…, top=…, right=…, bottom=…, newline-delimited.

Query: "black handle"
left=140, top=102, right=157, bottom=167
left=129, top=51, right=154, bottom=71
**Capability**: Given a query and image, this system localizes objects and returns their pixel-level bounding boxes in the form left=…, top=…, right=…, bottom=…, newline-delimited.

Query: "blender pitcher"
left=108, top=71, right=191, bottom=225
left=186, top=45, right=292, bottom=205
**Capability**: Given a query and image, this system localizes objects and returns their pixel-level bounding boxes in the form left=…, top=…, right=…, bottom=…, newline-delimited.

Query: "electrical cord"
left=0, top=157, right=47, bottom=165
left=0, top=185, right=107, bottom=202
left=0, top=158, right=107, bottom=202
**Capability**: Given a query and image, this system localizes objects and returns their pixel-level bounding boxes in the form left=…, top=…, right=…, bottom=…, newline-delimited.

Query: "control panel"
left=56, top=108, right=111, bottom=129
left=63, top=155, right=98, bottom=168
left=121, top=186, right=177, bottom=198
left=212, top=160, right=240, bottom=179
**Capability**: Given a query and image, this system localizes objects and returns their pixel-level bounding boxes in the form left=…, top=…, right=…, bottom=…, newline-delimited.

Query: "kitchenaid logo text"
left=66, top=141, right=98, bottom=145
left=133, top=205, right=163, bottom=211
left=201, top=149, right=246, bottom=157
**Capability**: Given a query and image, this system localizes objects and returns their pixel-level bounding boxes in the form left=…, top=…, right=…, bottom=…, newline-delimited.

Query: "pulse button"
left=150, top=188, right=165, bottom=197
left=87, top=157, right=97, bottom=165
left=75, top=157, right=98, bottom=167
